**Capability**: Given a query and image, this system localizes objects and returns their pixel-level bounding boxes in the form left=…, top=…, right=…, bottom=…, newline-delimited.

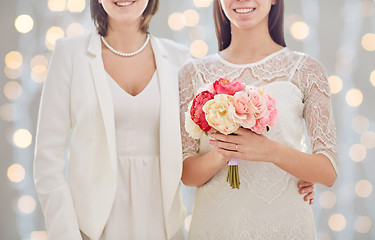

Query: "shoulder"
left=286, top=49, right=327, bottom=74
left=53, top=30, right=93, bottom=55
left=55, top=30, right=92, bottom=48
left=157, top=37, right=189, bottom=53
left=178, top=54, right=220, bottom=83
left=180, top=54, right=219, bottom=72
left=154, top=37, right=190, bottom=66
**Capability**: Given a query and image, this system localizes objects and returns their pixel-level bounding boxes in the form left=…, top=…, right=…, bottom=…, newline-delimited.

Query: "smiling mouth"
left=115, top=1, right=135, bottom=7
left=234, top=8, right=256, bottom=14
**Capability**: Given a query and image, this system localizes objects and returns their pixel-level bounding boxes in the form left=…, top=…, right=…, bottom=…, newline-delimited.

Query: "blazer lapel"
left=88, top=33, right=117, bottom=173
left=151, top=37, right=183, bottom=226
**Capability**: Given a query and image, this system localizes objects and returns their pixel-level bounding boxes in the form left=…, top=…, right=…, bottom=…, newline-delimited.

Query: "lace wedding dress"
left=179, top=48, right=337, bottom=240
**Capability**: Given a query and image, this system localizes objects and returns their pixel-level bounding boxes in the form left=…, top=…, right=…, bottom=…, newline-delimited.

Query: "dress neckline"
left=106, top=70, right=157, bottom=98
left=216, top=47, right=288, bottom=68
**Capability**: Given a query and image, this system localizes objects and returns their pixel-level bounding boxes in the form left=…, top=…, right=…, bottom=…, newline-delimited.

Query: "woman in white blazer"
left=33, top=0, right=189, bottom=239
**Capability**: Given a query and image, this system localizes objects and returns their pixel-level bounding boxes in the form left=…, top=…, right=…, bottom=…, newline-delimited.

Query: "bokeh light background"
left=1, top=0, right=374, bottom=239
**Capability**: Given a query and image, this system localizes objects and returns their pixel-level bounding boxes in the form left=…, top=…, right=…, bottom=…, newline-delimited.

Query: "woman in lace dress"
left=179, top=0, right=337, bottom=239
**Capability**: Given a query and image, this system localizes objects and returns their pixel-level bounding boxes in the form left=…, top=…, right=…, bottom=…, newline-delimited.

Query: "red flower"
left=213, top=78, right=245, bottom=95
left=190, top=91, right=214, bottom=132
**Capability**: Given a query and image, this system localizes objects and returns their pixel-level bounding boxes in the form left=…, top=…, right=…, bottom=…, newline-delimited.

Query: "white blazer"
left=34, top=31, right=190, bottom=240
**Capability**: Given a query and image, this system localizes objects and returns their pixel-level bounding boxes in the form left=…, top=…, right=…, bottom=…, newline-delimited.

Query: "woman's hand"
left=209, top=127, right=277, bottom=163
left=209, top=128, right=316, bottom=204
left=298, top=180, right=315, bottom=205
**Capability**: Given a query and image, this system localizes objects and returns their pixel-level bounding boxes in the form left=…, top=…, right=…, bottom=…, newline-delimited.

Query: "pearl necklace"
left=100, top=34, right=150, bottom=57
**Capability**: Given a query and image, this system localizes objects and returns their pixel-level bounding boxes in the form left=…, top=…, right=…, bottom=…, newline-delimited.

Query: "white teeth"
left=116, top=1, right=134, bottom=6
left=235, top=8, right=255, bottom=13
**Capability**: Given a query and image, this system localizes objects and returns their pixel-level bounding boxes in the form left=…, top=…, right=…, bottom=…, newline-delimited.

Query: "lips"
left=115, top=1, right=135, bottom=7
left=234, top=8, right=256, bottom=14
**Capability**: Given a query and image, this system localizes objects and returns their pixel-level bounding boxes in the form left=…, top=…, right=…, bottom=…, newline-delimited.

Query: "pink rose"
left=190, top=91, right=215, bottom=132
left=246, top=86, right=267, bottom=119
left=251, top=93, right=278, bottom=133
left=230, top=91, right=257, bottom=128
left=213, top=78, right=245, bottom=95
left=265, top=94, right=278, bottom=127
left=251, top=116, right=270, bottom=134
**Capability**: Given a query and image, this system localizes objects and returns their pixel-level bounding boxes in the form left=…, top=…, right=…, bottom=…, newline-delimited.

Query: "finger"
left=299, top=186, right=315, bottom=195
left=234, top=127, right=250, bottom=135
left=216, top=148, right=243, bottom=159
left=309, top=198, right=314, bottom=205
left=303, top=192, right=315, bottom=202
left=209, top=132, right=238, bottom=143
left=298, top=180, right=314, bottom=188
left=209, top=140, right=237, bottom=151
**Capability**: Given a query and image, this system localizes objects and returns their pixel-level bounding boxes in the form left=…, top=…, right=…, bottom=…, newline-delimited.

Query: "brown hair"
left=90, top=0, right=159, bottom=36
left=213, top=0, right=286, bottom=51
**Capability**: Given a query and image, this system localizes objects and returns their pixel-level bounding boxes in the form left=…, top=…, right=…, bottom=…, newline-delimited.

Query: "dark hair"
left=90, top=0, right=159, bottom=36
left=213, top=0, right=286, bottom=51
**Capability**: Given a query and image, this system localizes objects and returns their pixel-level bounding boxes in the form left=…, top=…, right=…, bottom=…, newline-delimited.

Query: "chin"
left=232, top=21, right=259, bottom=31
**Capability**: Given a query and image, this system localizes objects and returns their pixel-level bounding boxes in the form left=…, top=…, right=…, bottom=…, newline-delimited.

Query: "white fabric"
left=178, top=48, right=337, bottom=240
left=97, top=71, right=166, bottom=240
left=34, top=30, right=190, bottom=240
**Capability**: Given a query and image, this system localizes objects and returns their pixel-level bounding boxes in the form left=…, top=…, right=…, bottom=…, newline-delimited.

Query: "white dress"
left=178, top=48, right=337, bottom=240
left=100, top=71, right=167, bottom=240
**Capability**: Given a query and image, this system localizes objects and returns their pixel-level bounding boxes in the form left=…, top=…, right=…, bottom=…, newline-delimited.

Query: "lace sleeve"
left=179, top=60, right=200, bottom=160
left=296, top=56, right=338, bottom=173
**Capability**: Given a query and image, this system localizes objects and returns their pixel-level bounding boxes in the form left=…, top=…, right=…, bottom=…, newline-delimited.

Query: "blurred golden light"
left=318, top=191, right=336, bottom=209
left=183, top=9, right=200, bottom=27
left=361, top=131, right=375, bottom=149
left=45, top=26, right=65, bottom=50
left=66, top=23, right=84, bottom=37
left=18, top=195, right=36, bottom=214
left=345, top=88, right=363, bottom=107
left=349, top=144, right=367, bottom=162
left=31, top=55, right=48, bottom=68
left=285, top=14, right=303, bottom=29
left=361, top=33, right=375, bottom=51
left=31, top=231, right=48, bottom=240
left=15, top=14, right=34, bottom=34
left=328, top=214, right=346, bottom=232
left=12, top=129, right=32, bottom=149
left=370, top=70, right=375, bottom=87
left=67, top=0, right=86, bottom=12
left=355, top=216, right=372, bottom=233
left=184, top=215, right=192, bottom=231
left=168, top=13, right=185, bottom=31
left=5, top=51, right=23, bottom=70
left=4, top=66, right=22, bottom=79
left=189, top=25, right=206, bottom=41
left=328, top=75, right=343, bottom=94
left=359, top=0, right=375, bottom=17
left=31, top=55, right=49, bottom=83
left=290, top=21, right=309, bottom=40
left=31, top=66, right=47, bottom=83
left=7, top=164, right=25, bottom=183
left=355, top=179, right=373, bottom=198
left=48, top=0, right=67, bottom=12
left=190, top=40, right=208, bottom=58
left=0, top=103, right=17, bottom=122
left=193, top=0, right=212, bottom=8
left=352, top=115, right=369, bottom=133
left=4, top=81, right=22, bottom=100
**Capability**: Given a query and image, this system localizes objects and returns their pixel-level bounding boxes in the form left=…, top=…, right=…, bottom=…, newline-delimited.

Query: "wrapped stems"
left=226, top=158, right=240, bottom=189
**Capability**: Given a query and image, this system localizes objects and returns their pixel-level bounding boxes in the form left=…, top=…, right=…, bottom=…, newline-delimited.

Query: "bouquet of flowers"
left=185, top=78, right=278, bottom=189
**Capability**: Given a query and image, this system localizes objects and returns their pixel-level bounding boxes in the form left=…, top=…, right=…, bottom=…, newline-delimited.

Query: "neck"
left=104, top=18, right=147, bottom=53
left=224, top=21, right=282, bottom=60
